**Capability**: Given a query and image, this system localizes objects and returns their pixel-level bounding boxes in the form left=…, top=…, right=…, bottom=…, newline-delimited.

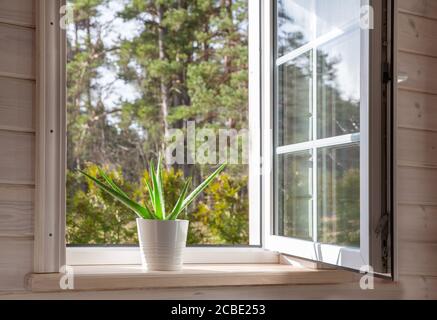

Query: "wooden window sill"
left=26, top=264, right=358, bottom=293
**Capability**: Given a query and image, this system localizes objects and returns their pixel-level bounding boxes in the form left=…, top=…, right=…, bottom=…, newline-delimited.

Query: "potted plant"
left=80, top=157, right=226, bottom=271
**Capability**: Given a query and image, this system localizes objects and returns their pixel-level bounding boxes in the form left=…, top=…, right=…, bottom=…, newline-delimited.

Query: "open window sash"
left=261, top=0, right=392, bottom=275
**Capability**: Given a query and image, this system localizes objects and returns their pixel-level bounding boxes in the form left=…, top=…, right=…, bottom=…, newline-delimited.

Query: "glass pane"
left=317, top=30, right=361, bottom=139
left=276, top=151, right=313, bottom=240
left=316, top=0, right=361, bottom=37
left=317, top=144, right=360, bottom=247
left=66, top=0, right=250, bottom=245
left=276, top=0, right=362, bottom=57
left=277, top=52, right=312, bottom=146
left=277, top=0, right=315, bottom=57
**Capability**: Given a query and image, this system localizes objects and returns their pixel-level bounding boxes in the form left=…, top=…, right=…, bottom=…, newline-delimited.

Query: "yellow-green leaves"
left=80, top=159, right=227, bottom=221
left=79, top=170, right=153, bottom=220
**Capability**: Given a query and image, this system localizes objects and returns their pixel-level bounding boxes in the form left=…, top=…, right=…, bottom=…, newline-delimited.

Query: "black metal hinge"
left=375, top=212, right=390, bottom=272
left=382, top=62, right=392, bottom=84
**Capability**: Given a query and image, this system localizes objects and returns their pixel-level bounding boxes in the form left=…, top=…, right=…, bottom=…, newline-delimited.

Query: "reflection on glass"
left=277, top=0, right=314, bottom=56
left=277, top=52, right=312, bottom=146
left=276, top=0, right=361, bottom=57
left=317, top=30, right=361, bottom=139
left=317, top=144, right=360, bottom=247
left=277, top=151, right=313, bottom=240
left=315, top=0, right=361, bottom=37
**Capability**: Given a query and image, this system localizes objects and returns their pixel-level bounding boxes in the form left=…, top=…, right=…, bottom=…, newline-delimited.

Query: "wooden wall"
left=0, top=0, right=35, bottom=291
left=396, top=0, right=437, bottom=298
left=1, top=0, right=437, bottom=298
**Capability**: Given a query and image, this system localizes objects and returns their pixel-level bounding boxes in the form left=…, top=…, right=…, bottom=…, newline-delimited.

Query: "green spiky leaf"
left=177, top=163, right=227, bottom=215
left=79, top=170, right=152, bottom=220
left=169, top=177, right=192, bottom=220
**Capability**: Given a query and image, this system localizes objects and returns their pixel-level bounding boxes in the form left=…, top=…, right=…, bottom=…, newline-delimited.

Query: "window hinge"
left=382, top=62, right=392, bottom=84
left=375, top=213, right=389, bottom=237
left=375, top=212, right=390, bottom=271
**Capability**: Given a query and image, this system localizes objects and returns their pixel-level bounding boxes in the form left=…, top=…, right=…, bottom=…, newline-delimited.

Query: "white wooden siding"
left=396, top=0, right=437, bottom=299
left=1, top=0, right=437, bottom=298
left=0, top=0, right=35, bottom=291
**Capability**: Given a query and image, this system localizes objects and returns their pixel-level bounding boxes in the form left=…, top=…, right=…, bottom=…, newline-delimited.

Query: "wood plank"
left=398, top=52, right=437, bottom=95
left=399, top=241, right=437, bottom=276
left=398, top=128, right=437, bottom=166
left=399, top=275, right=437, bottom=299
left=0, top=77, right=34, bottom=132
left=4, top=280, right=403, bottom=299
left=398, top=90, right=437, bottom=131
left=398, top=0, right=437, bottom=20
left=0, top=186, right=33, bottom=237
left=398, top=12, right=437, bottom=57
left=0, top=24, right=34, bottom=79
left=27, top=264, right=357, bottom=293
left=398, top=205, right=437, bottom=242
left=0, top=131, right=34, bottom=185
left=0, top=0, right=35, bottom=27
left=0, top=238, right=33, bottom=291
left=398, top=166, right=437, bottom=205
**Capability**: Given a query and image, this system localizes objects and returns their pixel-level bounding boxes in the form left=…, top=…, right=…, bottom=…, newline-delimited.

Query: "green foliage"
left=68, top=164, right=247, bottom=245
left=67, top=165, right=138, bottom=244
left=66, top=0, right=251, bottom=245
left=80, top=157, right=226, bottom=221
left=192, top=173, right=249, bottom=244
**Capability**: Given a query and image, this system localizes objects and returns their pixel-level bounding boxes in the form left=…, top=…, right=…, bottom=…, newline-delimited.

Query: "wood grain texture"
left=0, top=131, right=34, bottom=185
left=27, top=264, right=357, bottom=293
left=398, top=276, right=437, bottom=299
left=0, top=0, right=35, bottom=27
left=398, top=128, right=437, bottom=166
left=398, top=12, right=437, bottom=57
left=0, top=24, right=34, bottom=79
left=0, top=186, right=33, bottom=237
left=398, top=0, right=437, bottom=20
left=398, top=166, right=437, bottom=205
left=3, top=280, right=404, bottom=300
left=0, top=239, right=33, bottom=291
left=398, top=205, right=437, bottom=242
left=398, top=89, right=437, bottom=131
left=0, top=77, right=34, bottom=132
left=398, top=0, right=437, bottom=19
left=398, top=52, right=437, bottom=95
left=399, top=241, right=437, bottom=276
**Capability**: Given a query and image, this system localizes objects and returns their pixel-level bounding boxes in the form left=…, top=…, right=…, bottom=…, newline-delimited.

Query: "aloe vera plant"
left=79, top=157, right=226, bottom=220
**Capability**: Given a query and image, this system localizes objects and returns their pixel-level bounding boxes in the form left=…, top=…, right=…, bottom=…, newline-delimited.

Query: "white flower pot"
left=136, top=219, right=189, bottom=271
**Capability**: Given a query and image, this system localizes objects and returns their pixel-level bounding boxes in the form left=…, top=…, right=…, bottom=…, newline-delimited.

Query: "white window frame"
left=262, top=0, right=391, bottom=273
left=34, top=0, right=277, bottom=270
left=34, top=0, right=392, bottom=273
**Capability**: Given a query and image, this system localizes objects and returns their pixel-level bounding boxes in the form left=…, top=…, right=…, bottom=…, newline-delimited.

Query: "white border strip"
left=276, top=133, right=360, bottom=155
left=248, top=0, right=262, bottom=246
left=67, top=247, right=279, bottom=266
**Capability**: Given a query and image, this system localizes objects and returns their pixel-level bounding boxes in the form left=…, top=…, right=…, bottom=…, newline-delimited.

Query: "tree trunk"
left=158, top=5, right=171, bottom=165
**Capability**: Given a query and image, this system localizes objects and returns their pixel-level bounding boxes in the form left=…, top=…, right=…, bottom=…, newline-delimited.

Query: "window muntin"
left=274, top=0, right=364, bottom=248
left=276, top=0, right=362, bottom=57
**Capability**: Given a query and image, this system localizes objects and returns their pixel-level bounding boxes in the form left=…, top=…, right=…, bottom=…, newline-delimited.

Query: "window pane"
left=277, top=52, right=313, bottom=146
left=277, top=0, right=314, bottom=56
left=276, top=0, right=362, bottom=57
left=317, top=30, right=361, bottom=139
left=315, top=0, right=361, bottom=37
left=66, top=0, right=250, bottom=245
left=317, top=144, right=360, bottom=247
left=276, top=151, right=313, bottom=240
